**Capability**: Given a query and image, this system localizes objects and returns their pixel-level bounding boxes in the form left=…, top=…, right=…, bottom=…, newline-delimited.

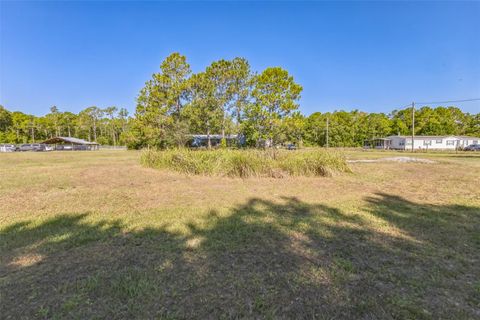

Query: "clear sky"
left=1, top=1, right=479, bottom=116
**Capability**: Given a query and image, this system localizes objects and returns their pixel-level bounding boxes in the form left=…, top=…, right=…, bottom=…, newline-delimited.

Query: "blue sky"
left=1, top=1, right=479, bottom=116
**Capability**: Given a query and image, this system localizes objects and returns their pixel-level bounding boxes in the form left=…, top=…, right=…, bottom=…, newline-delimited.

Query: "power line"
left=400, top=103, right=413, bottom=109
left=415, top=98, right=480, bottom=105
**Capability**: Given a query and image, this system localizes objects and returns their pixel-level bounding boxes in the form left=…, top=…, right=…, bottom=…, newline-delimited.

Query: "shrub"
left=141, top=148, right=351, bottom=178
left=279, top=150, right=351, bottom=177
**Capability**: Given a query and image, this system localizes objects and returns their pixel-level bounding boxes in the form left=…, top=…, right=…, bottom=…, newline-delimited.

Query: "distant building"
left=42, top=137, right=100, bottom=150
left=190, top=134, right=244, bottom=148
left=364, top=135, right=480, bottom=150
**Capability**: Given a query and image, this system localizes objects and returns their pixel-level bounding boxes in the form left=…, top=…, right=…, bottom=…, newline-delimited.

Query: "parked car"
left=287, top=143, right=297, bottom=150
left=0, top=144, right=16, bottom=152
left=56, top=144, right=78, bottom=151
left=464, top=144, right=480, bottom=151
left=19, top=144, right=34, bottom=151
left=18, top=143, right=48, bottom=152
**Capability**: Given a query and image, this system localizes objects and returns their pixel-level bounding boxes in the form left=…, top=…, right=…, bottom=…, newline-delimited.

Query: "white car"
left=0, top=144, right=16, bottom=152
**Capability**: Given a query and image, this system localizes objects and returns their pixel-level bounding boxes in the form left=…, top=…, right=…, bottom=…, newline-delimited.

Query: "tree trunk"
left=176, top=98, right=181, bottom=116
left=236, top=106, right=241, bottom=125
left=207, top=126, right=211, bottom=149
left=222, top=111, right=226, bottom=141
left=93, top=119, right=97, bottom=142
left=268, top=119, right=274, bottom=148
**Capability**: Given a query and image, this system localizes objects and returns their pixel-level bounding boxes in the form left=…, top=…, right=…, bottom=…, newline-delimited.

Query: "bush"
left=141, top=148, right=351, bottom=178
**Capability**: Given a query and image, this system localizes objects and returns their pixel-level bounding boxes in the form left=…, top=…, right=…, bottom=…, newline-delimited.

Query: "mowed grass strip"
left=141, top=148, right=351, bottom=178
left=0, top=150, right=479, bottom=319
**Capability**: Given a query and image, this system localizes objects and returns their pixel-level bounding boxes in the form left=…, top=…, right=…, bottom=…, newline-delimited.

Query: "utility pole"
left=326, top=116, right=329, bottom=148
left=411, top=102, right=415, bottom=152
left=30, top=117, right=35, bottom=143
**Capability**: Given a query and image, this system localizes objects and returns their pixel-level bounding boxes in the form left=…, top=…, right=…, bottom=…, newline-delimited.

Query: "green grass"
left=141, top=148, right=351, bottom=178
left=0, top=149, right=479, bottom=319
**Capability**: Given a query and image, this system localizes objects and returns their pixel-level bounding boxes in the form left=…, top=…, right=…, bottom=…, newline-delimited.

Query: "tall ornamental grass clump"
left=278, top=150, right=351, bottom=177
left=141, top=148, right=351, bottom=178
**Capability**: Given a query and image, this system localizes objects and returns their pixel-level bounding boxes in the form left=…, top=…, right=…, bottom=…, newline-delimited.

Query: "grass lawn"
left=1, top=149, right=479, bottom=319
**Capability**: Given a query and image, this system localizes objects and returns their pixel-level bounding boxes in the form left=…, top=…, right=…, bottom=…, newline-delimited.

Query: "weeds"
left=141, top=148, right=351, bottom=178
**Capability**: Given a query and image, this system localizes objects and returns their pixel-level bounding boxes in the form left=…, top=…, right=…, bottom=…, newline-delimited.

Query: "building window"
left=474, top=140, right=478, bottom=144
left=399, top=142, right=405, bottom=146
left=436, top=139, right=442, bottom=144
left=423, top=140, right=432, bottom=146
left=446, top=140, right=455, bottom=146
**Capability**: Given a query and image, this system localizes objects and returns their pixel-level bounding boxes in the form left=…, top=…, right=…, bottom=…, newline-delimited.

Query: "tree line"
left=0, top=105, right=129, bottom=146
left=303, top=107, right=479, bottom=147
left=1, top=52, right=479, bottom=148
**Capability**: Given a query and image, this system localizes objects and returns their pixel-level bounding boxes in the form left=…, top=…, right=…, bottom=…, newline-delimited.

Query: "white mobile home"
left=386, top=135, right=480, bottom=150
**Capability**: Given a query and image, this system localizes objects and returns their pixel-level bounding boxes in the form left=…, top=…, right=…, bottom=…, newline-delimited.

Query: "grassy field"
left=1, top=149, right=479, bottom=319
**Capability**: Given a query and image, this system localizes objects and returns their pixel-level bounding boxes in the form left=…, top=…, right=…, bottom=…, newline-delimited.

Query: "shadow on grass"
left=1, top=194, right=479, bottom=319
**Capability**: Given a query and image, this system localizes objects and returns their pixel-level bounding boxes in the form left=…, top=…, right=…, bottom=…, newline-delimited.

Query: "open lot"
left=1, top=149, right=479, bottom=319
